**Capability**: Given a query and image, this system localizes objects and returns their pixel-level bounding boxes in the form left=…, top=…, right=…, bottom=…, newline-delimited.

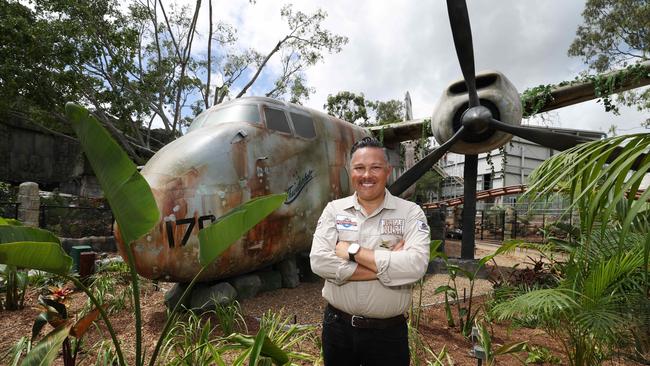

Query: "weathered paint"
left=115, top=97, right=369, bottom=282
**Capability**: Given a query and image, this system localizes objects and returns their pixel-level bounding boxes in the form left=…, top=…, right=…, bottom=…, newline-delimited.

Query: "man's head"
left=350, top=137, right=392, bottom=205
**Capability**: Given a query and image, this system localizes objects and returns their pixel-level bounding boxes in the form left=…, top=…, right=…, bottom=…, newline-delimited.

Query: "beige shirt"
left=310, top=189, right=430, bottom=318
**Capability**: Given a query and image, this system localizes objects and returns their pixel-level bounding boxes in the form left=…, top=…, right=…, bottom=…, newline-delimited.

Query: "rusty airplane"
left=118, top=1, right=650, bottom=283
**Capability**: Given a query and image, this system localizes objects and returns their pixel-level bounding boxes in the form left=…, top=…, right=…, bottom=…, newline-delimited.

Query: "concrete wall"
left=0, top=117, right=92, bottom=194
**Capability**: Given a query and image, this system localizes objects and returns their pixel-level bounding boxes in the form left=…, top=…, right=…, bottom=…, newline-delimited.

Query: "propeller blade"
left=446, top=0, right=479, bottom=107
left=389, top=126, right=466, bottom=196
left=488, top=118, right=594, bottom=151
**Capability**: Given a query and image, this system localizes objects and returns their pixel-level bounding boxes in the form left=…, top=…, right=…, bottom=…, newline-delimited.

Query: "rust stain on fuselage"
left=116, top=97, right=370, bottom=283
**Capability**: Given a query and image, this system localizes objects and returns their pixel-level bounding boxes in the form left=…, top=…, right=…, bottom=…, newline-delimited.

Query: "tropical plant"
left=222, top=309, right=317, bottom=365
left=213, top=300, right=247, bottom=335
left=158, top=310, right=223, bottom=365
left=0, top=103, right=288, bottom=365
left=491, top=134, right=650, bottom=365
left=471, top=319, right=528, bottom=365
left=30, top=289, right=103, bottom=366
left=0, top=218, right=61, bottom=310
left=434, top=251, right=501, bottom=338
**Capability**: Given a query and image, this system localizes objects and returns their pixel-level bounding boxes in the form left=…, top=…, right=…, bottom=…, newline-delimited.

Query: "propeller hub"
left=461, top=105, right=492, bottom=134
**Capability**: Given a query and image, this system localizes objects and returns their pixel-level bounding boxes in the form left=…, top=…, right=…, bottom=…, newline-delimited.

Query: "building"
left=436, top=127, right=607, bottom=204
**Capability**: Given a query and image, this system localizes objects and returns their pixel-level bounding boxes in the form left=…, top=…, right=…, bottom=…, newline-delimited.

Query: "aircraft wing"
left=372, top=60, right=650, bottom=146
left=368, top=118, right=428, bottom=147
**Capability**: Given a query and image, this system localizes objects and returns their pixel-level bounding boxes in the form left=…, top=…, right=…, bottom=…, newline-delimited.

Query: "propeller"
left=446, top=0, right=479, bottom=107
left=388, top=126, right=466, bottom=196
left=390, top=0, right=614, bottom=258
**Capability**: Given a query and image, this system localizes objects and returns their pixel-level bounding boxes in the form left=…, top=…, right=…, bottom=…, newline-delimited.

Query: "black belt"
left=326, top=304, right=406, bottom=329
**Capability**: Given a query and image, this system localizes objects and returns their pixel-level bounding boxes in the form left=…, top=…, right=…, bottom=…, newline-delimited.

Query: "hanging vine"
left=520, top=62, right=649, bottom=119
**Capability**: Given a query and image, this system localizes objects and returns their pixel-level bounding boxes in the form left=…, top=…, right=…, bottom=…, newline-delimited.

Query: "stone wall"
left=0, top=117, right=88, bottom=193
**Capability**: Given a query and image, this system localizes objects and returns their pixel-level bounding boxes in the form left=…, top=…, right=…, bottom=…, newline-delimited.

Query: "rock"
left=230, top=274, right=262, bottom=300
left=164, top=282, right=191, bottom=310
left=258, top=270, right=283, bottom=292
left=277, top=256, right=300, bottom=288
left=189, top=282, right=237, bottom=312
left=17, top=182, right=39, bottom=227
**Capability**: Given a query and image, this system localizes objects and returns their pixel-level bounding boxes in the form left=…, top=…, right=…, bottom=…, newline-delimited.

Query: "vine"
left=520, top=62, right=649, bottom=118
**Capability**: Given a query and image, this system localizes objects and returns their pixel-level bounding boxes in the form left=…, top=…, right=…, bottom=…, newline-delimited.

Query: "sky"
left=203, top=0, right=648, bottom=136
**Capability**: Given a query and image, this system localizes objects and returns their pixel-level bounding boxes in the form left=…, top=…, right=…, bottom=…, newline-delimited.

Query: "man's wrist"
left=347, top=243, right=360, bottom=262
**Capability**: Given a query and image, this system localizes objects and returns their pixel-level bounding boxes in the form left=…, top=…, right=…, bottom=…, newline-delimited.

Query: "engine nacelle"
left=431, top=71, right=522, bottom=154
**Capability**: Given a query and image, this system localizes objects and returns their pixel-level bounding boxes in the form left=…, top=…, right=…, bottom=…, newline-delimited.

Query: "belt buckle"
left=350, top=315, right=364, bottom=328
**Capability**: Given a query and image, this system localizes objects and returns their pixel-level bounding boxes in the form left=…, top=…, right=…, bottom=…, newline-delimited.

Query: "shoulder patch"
left=416, top=220, right=429, bottom=233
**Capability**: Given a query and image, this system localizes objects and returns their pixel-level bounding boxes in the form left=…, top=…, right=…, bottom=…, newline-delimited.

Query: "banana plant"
left=0, top=103, right=288, bottom=366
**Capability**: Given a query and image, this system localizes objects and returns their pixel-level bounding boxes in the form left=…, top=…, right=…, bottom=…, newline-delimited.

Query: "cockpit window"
left=290, top=112, right=316, bottom=139
left=189, top=104, right=260, bottom=131
left=264, top=107, right=292, bottom=134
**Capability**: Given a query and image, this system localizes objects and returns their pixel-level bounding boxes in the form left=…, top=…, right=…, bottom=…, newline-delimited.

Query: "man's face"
left=350, top=147, right=392, bottom=203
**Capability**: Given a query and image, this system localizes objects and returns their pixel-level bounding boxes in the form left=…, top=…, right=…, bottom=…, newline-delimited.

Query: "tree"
left=368, top=99, right=404, bottom=125
left=0, top=0, right=348, bottom=162
left=324, top=91, right=404, bottom=125
left=568, top=0, right=649, bottom=125
left=324, top=91, right=369, bottom=124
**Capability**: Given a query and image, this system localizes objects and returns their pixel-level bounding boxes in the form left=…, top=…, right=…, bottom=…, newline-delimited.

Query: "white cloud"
left=187, top=0, right=647, bottom=134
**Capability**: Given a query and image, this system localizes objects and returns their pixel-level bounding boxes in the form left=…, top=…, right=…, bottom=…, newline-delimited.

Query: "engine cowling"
left=431, top=71, right=522, bottom=154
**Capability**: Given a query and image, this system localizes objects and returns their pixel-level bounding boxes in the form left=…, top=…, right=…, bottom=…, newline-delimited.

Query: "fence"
left=477, top=205, right=579, bottom=243
left=0, top=202, right=114, bottom=238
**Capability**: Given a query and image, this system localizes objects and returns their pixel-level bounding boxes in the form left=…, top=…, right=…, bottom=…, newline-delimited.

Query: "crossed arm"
left=334, top=240, right=404, bottom=281
left=309, top=203, right=429, bottom=286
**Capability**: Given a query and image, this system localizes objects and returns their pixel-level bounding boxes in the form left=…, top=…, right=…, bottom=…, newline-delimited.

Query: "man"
left=310, top=137, right=430, bottom=366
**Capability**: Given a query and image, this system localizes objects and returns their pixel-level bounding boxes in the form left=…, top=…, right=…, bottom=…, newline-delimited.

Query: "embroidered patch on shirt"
left=416, top=220, right=430, bottom=233
left=381, top=219, right=405, bottom=235
left=336, top=215, right=358, bottom=231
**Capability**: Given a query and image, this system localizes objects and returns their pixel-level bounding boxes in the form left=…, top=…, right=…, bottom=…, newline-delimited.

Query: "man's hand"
left=335, top=241, right=351, bottom=260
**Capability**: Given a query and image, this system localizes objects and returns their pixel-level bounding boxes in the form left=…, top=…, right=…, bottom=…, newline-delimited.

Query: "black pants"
left=321, top=306, right=410, bottom=366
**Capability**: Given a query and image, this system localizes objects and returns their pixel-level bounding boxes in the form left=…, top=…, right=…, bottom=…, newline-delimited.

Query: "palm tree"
left=491, top=134, right=650, bottom=365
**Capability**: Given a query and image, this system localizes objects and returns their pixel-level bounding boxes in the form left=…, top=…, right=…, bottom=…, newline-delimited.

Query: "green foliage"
left=213, top=300, right=247, bottom=335
left=198, top=193, right=287, bottom=266
left=473, top=320, right=528, bottom=365
left=568, top=0, right=650, bottom=126
left=324, top=91, right=405, bottom=125
left=1, top=336, right=31, bottom=366
left=0, top=218, right=67, bottom=310
left=159, top=310, right=224, bottom=365
left=367, top=99, right=405, bottom=125
left=0, top=182, right=14, bottom=202
left=1, top=0, right=348, bottom=154
left=492, top=133, right=650, bottom=365
left=20, top=324, right=72, bottom=366
left=324, top=91, right=369, bottom=124
left=525, top=345, right=562, bottom=364
left=66, top=103, right=159, bottom=246
left=434, top=252, right=499, bottom=338
left=1, top=103, right=287, bottom=366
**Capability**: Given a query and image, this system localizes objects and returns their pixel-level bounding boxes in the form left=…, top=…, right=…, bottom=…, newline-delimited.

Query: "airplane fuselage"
left=119, top=97, right=369, bottom=282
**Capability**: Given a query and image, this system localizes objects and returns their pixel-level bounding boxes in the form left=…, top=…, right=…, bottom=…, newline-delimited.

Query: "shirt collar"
left=342, top=188, right=398, bottom=211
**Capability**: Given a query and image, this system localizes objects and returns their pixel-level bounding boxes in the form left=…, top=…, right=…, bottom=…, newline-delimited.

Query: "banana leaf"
left=20, top=323, right=72, bottom=366
left=65, top=103, right=159, bottom=245
left=0, top=242, right=71, bottom=275
left=0, top=226, right=59, bottom=245
left=198, top=194, right=287, bottom=266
